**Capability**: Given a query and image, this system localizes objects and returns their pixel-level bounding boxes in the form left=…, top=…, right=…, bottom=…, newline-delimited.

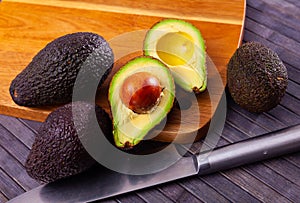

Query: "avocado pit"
left=120, top=72, right=163, bottom=114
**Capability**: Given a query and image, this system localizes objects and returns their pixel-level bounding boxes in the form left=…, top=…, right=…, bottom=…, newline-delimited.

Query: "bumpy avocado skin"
left=25, top=101, right=112, bottom=183
left=10, top=32, right=114, bottom=106
left=227, top=41, right=288, bottom=113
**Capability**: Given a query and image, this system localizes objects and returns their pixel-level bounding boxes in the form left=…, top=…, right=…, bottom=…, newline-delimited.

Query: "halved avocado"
left=144, top=19, right=207, bottom=93
left=109, top=56, right=175, bottom=148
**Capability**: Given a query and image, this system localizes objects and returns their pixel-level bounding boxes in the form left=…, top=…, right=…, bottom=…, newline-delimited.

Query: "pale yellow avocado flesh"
left=156, top=32, right=195, bottom=66
left=114, top=104, right=165, bottom=147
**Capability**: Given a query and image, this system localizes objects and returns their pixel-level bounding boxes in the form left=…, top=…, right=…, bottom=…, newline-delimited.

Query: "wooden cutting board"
left=0, top=0, right=246, bottom=143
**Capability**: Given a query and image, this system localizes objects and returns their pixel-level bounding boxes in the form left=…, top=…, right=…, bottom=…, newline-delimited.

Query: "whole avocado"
left=227, top=41, right=288, bottom=113
left=10, top=32, right=114, bottom=106
left=25, top=101, right=112, bottom=183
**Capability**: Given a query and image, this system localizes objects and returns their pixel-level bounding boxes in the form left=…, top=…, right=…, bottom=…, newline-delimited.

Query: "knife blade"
left=8, top=124, right=300, bottom=203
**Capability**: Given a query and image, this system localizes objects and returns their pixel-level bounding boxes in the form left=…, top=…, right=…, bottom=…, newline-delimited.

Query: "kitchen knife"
left=8, top=124, right=300, bottom=203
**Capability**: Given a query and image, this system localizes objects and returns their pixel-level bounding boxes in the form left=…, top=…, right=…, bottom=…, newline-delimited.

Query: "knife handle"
left=196, top=124, right=300, bottom=175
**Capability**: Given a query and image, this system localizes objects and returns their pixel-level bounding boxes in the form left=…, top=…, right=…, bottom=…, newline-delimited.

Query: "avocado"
left=25, top=101, right=112, bottom=183
left=144, top=19, right=206, bottom=93
left=10, top=32, right=114, bottom=106
left=227, top=41, right=288, bottom=113
left=109, top=56, right=175, bottom=149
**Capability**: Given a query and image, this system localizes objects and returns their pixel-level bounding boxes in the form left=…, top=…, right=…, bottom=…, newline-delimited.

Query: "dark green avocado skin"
left=10, top=32, right=114, bottom=106
left=227, top=41, right=288, bottom=113
left=25, top=101, right=112, bottom=183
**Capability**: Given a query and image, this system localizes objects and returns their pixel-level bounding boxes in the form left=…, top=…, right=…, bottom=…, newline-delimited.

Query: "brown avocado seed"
left=120, top=72, right=163, bottom=114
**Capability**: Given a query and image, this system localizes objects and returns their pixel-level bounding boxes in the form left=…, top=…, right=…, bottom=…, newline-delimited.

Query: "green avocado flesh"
left=10, top=32, right=114, bottom=106
left=109, top=57, right=175, bottom=148
left=144, top=19, right=207, bottom=93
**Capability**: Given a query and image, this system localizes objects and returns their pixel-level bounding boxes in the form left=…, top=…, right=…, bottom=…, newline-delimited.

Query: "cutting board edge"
left=5, top=0, right=246, bottom=26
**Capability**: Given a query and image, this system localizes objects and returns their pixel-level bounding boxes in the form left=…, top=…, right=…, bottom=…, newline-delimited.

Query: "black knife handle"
left=196, top=124, right=300, bottom=175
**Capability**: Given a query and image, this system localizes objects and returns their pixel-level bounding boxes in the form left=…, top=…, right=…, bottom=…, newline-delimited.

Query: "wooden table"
left=1, top=0, right=300, bottom=202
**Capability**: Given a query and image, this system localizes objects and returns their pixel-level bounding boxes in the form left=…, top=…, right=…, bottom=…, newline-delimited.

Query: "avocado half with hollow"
left=144, top=19, right=207, bottom=93
left=109, top=56, right=175, bottom=148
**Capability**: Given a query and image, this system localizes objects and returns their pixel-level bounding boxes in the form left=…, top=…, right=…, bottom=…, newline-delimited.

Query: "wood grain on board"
left=0, top=0, right=246, bottom=142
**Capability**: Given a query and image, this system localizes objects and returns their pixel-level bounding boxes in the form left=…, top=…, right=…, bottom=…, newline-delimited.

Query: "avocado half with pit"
left=109, top=56, right=175, bottom=148
left=144, top=19, right=207, bottom=93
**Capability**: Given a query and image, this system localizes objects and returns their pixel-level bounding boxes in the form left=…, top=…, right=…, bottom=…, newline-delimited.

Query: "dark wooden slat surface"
left=199, top=173, right=260, bottom=203
left=0, top=124, right=29, bottom=165
left=135, top=188, right=175, bottom=203
left=178, top=177, right=229, bottom=202
left=1, top=0, right=300, bottom=202
left=222, top=168, right=292, bottom=203
left=0, top=116, right=36, bottom=149
left=0, top=168, right=25, bottom=200
left=158, top=182, right=203, bottom=203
